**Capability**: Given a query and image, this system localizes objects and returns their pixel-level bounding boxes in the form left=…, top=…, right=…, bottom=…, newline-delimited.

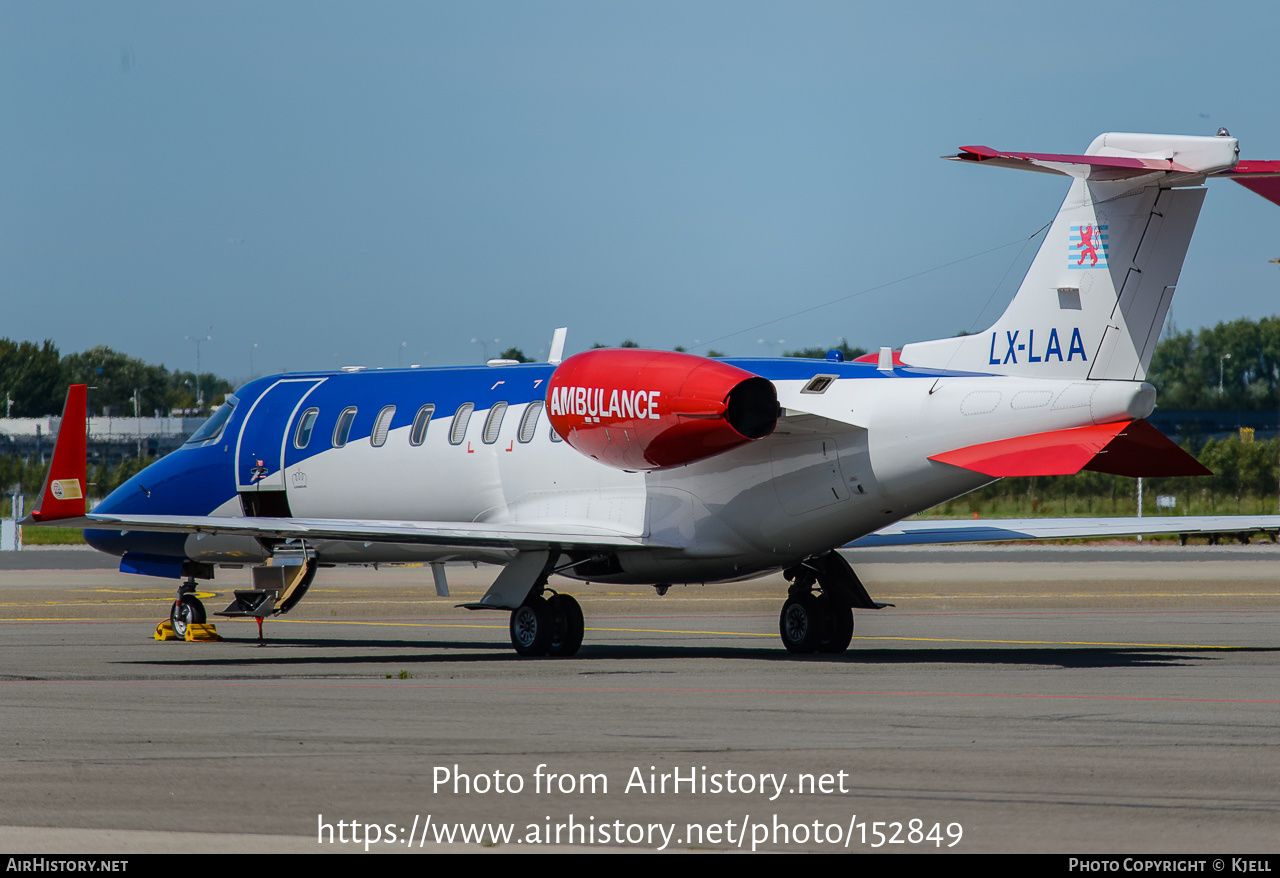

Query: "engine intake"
left=547, top=349, right=778, bottom=471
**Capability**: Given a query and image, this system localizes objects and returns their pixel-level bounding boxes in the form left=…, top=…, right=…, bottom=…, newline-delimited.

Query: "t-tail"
left=901, top=131, right=1280, bottom=380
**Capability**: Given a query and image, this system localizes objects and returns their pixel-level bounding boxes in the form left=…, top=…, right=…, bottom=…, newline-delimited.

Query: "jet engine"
left=546, top=349, right=778, bottom=471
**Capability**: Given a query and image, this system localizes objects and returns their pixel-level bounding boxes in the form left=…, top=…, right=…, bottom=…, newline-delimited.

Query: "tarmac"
left=1, top=542, right=1278, bottom=853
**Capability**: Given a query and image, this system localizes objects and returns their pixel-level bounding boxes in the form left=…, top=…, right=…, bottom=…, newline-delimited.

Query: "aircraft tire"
left=817, top=596, right=854, bottom=654
left=546, top=593, right=585, bottom=657
left=510, top=596, right=553, bottom=657
left=170, top=595, right=206, bottom=639
left=779, top=593, right=822, bottom=654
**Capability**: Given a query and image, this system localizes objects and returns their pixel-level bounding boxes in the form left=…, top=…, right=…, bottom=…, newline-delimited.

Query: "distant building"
left=0, top=415, right=207, bottom=461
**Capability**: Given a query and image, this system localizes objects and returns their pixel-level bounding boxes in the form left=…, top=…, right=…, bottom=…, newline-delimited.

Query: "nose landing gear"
left=158, top=576, right=220, bottom=642
left=169, top=592, right=207, bottom=639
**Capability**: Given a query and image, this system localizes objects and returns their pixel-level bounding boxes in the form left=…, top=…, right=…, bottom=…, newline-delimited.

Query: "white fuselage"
left=176, top=366, right=1154, bottom=584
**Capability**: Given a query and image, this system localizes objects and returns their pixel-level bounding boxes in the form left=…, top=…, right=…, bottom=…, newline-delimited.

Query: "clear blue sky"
left=4, top=1, right=1279, bottom=382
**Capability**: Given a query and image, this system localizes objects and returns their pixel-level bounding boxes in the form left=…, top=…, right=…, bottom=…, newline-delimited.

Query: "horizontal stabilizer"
left=930, top=420, right=1208, bottom=478
left=948, top=145, right=1194, bottom=179
left=1216, top=160, right=1280, bottom=206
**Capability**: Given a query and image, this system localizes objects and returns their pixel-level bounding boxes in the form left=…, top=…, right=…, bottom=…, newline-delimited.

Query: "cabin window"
left=294, top=408, right=319, bottom=449
left=518, top=401, right=543, bottom=443
left=409, top=404, right=435, bottom=446
left=332, top=407, right=357, bottom=447
left=549, top=424, right=563, bottom=442
left=449, top=403, right=474, bottom=445
left=371, top=405, right=396, bottom=447
left=482, top=402, right=508, bottom=444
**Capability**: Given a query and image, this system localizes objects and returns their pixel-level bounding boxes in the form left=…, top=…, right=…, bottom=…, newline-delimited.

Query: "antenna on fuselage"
left=547, top=327, right=568, bottom=365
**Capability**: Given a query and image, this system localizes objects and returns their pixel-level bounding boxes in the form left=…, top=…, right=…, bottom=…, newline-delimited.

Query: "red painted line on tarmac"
left=1, top=678, right=1277, bottom=704
left=866, top=608, right=1280, bottom=618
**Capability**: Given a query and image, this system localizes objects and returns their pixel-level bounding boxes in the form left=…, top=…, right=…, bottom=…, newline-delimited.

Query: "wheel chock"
left=184, top=622, right=222, bottom=642
left=154, top=621, right=180, bottom=641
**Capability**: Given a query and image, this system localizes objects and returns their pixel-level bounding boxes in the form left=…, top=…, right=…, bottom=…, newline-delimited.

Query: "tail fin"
left=901, top=132, right=1244, bottom=381
left=28, top=385, right=88, bottom=522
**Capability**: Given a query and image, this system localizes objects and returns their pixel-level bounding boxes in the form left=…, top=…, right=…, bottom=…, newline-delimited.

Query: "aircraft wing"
left=851, top=515, right=1280, bottom=547
left=72, top=512, right=662, bottom=551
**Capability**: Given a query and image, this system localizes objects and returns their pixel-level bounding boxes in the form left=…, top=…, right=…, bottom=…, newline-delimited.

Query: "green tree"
left=0, top=339, right=63, bottom=417
left=59, top=346, right=233, bottom=416
left=783, top=340, right=868, bottom=361
left=62, top=346, right=170, bottom=416
left=497, top=347, right=532, bottom=363
left=1146, top=316, right=1280, bottom=410
left=166, top=369, right=233, bottom=413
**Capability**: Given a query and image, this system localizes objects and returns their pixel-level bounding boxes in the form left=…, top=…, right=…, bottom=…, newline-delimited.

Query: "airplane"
left=24, top=129, right=1280, bottom=657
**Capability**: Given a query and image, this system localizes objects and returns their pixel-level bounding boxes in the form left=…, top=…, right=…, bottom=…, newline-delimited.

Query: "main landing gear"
left=779, top=551, right=890, bottom=655
left=464, top=550, right=587, bottom=657
left=509, top=592, right=585, bottom=658
left=779, top=591, right=853, bottom=654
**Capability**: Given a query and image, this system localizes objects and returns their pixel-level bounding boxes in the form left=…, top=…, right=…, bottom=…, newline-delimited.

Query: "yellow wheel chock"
left=184, top=622, right=222, bottom=642
left=154, top=620, right=222, bottom=642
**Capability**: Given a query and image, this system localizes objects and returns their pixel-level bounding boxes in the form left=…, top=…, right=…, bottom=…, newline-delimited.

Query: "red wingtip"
left=929, top=420, right=1209, bottom=479
left=29, top=385, right=88, bottom=522
left=1084, top=419, right=1211, bottom=478
left=929, top=421, right=1127, bottom=477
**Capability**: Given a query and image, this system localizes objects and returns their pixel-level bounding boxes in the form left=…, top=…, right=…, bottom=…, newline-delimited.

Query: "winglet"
left=28, top=385, right=88, bottom=522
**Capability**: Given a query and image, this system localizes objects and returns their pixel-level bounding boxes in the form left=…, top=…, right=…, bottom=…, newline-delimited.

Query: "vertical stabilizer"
left=901, top=133, right=1239, bottom=380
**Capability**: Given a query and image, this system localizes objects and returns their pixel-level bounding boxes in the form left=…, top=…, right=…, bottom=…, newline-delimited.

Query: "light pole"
left=249, top=343, right=258, bottom=380
left=185, top=327, right=212, bottom=411
left=1220, top=352, right=1232, bottom=395
left=133, top=388, right=142, bottom=458
left=471, top=337, right=499, bottom=363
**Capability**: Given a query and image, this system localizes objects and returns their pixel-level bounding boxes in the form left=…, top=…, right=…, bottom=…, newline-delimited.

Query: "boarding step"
left=217, top=588, right=278, bottom=617
left=215, top=544, right=317, bottom=618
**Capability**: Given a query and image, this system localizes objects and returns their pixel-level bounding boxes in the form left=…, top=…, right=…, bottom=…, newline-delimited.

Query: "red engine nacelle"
left=546, top=349, right=778, bottom=471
